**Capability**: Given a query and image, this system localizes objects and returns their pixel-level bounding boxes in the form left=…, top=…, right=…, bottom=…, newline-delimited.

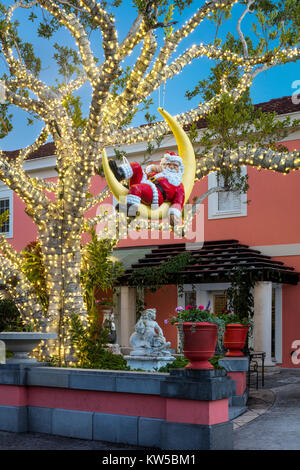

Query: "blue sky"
left=1, top=1, right=299, bottom=151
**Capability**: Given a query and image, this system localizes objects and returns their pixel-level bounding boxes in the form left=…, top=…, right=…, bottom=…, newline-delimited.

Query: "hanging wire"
left=163, top=80, right=166, bottom=108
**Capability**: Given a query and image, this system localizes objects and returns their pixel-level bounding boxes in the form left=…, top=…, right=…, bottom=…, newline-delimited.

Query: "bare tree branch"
left=0, top=153, right=50, bottom=212
left=39, top=0, right=98, bottom=82
left=85, top=185, right=110, bottom=211
left=108, top=31, right=157, bottom=122
left=237, top=0, right=255, bottom=58
left=78, top=0, right=118, bottom=60
left=15, top=125, right=49, bottom=168
left=119, top=13, right=144, bottom=59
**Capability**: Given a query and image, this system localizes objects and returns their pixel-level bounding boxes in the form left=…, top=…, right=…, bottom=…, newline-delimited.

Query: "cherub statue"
left=130, top=308, right=172, bottom=357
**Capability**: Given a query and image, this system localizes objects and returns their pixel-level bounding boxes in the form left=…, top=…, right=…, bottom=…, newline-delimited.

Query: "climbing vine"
left=129, top=252, right=195, bottom=294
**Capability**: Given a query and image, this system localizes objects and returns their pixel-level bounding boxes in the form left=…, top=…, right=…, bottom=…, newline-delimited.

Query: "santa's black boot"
left=115, top=202, right=139, bottom=218
left=109, top=160, right=126, bottom=182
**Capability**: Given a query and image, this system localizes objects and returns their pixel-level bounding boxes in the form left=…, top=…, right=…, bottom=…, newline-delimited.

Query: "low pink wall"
left=0, top=384, right=228, bottom=426
left=166, top=398, right=228, bottom=425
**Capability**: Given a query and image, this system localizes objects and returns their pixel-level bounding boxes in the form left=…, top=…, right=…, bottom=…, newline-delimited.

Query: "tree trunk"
left=39, top=222, right=87, bottom=365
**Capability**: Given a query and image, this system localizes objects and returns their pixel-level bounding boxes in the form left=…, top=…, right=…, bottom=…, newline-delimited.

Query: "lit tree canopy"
left=0, top=0, right=299, bottom=362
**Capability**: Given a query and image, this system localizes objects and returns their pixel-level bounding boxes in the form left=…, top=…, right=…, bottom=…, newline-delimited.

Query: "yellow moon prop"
left=102, top=108, right=196, bottom=220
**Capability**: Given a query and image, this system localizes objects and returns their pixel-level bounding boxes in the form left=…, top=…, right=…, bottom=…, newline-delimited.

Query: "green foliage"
left=69, top=312, right=129, bottom=370
left=251, top=0, right=300, bottom=48
left=185, top=29, right=299, bottom=194
left=80, top=227, right=123, bottom=316
left=21, top=241, right=49, bottom=312
left=169, top=306, right=226, bottom=344
left=170, top=306, right=223, bottom=326
left=157, top=355, right=189, bottom=372
left=208, top=355, right=225, bottom=370
left=220, top=311, right=253, bottom=327
left=0, top=104, right=13, bottom=139
left=129, top=252, right=193, bottom=293
left=0, top=297, right=33, bottom=332
left=225, top=266, right=256, bottom=322
left=53, top=44, right=81, bottom=81
left=62, top=94, right=87, bottom=133
left=0, top=209, right=9, bottom=230
left=158, top=354, right=224, bottom=372
left=69, top=228, right=124, bottom=368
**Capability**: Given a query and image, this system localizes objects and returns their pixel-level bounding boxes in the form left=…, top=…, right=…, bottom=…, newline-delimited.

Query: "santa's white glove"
left=168, top=207, right=182, bottom=227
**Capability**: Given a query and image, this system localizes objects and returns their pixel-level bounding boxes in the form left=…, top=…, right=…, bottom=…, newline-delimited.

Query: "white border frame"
left=0, top=186, right=13, bottom=238
left=208, top=167, right=248, bottom=220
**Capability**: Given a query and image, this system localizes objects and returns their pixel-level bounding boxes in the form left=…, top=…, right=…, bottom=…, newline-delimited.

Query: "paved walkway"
left=234, top=367, right=300, bottom=450
left=0, top=430, right=152, bottom=451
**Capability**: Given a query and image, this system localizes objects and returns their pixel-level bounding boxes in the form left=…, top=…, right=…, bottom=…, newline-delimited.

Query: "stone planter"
left=0, top=332, right=57, bottom=364
left=223, top=324, right=248, bottom=357
left=178, top=322, right=218, bottom=370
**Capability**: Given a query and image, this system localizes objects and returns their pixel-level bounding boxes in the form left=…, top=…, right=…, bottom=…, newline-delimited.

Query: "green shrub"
left=158, top=354, right=224, bottom=372
left=0, top=298, right=33, bottom=331
left=69, top=312, right=129, bottom=370
left=158, top=355, right=189, bottom=372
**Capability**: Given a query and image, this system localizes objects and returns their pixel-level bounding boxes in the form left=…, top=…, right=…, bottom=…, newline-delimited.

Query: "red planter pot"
left=223, top=324, right=249, bottom=357
left=177, top=322, right=218, bottom=370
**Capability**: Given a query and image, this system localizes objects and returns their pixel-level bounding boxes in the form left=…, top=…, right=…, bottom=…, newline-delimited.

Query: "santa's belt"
left=149, top=178, right=166, bottom=199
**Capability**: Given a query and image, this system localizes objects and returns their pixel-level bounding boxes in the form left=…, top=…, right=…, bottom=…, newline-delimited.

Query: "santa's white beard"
left=154, top=168, right=183, bottom=186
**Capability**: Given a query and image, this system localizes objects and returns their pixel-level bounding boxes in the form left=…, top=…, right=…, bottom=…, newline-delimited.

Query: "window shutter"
left=0, top=198, right=10, bottom=233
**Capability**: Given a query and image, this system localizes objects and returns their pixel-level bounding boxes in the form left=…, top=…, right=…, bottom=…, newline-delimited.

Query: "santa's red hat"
left=162, top=151, right=183, bottom=167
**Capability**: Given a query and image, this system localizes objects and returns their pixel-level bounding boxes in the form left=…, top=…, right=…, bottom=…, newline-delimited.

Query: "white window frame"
left=0, top=187, right=13, bottom=238
left=208, top=166, right=248, bottom=219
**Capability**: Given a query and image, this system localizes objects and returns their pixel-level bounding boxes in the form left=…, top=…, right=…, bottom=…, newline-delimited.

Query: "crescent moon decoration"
left=102, top=108, right=196, bottom=221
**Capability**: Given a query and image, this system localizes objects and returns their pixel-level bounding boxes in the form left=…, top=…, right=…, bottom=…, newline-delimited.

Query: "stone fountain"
left=124, top=308, right=174, bottom=371
left=0, top=332, right=57, bottom=364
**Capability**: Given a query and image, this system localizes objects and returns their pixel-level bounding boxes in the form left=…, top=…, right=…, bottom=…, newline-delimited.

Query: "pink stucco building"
left=2, top=96, right=300, bottom=368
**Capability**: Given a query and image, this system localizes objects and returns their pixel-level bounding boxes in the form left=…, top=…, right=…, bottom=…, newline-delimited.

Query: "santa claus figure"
left=109, top=151, right=185, bottom=225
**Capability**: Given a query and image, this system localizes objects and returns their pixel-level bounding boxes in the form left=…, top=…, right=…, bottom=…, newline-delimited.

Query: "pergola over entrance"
left=124, top=239, right=300, bottom=286
left=116, top=240, right=300, bottom=366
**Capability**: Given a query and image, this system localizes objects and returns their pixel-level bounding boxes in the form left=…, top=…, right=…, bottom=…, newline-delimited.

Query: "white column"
left=253, top=281, right=274, bottom=366
left=119, top=286, right=136, bottom=349
left=196, top=289, right=210, bottom=309
left=274, top=286, right=282, bottom=364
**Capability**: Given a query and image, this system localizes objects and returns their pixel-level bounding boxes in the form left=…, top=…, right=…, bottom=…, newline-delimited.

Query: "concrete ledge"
left=0, top=405, right=27, bottom=432
left=138, top=417, right=163, bottom=448
left=27, top=407, right=163, bottom=447
left=27, top=367, right=167, bottom=395
left=0, top=364, right=30, bottom=386
left=28, top=406, right=52, bottom=434
left=161, top=369, right=233, bottom=401
left=93, top=413, right=138, bottom=445
left=219, top=357, right=249, bottom=372
left=161, top=421, right=233, bottom=450
left=53, top=409, right=93, bottom=440
left=231, top=390, right=248, bottom=407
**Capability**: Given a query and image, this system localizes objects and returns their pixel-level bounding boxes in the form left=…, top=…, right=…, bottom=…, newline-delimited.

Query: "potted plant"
left=168, top=305, right=225, bottom=370
left=223, top=267, right=256, bottom=356
left=221, top=311, right=253, bottom=357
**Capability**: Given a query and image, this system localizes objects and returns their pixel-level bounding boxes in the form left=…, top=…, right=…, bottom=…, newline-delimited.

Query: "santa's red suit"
left=120, top=153, right=185, bottom=219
